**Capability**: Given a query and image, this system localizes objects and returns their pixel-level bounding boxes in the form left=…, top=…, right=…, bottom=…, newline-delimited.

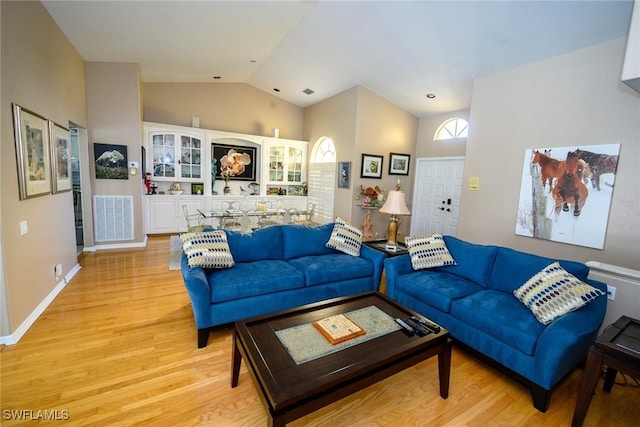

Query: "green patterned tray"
left=275, top=305, right=401, bottom=365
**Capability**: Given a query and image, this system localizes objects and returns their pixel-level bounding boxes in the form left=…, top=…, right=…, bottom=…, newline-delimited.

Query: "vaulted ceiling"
left=42, top=1, right=634, bottom=117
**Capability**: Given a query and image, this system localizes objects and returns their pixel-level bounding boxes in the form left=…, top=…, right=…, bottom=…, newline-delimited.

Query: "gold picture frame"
left=12, top=104, right=52, bottom=200
left=50, top=121, right=72, bottom=193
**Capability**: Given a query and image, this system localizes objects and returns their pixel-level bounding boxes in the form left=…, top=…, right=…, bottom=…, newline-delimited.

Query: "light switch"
left=468, top=177, right=480, bottom=191
left=19, top=220, right=28, bottom=235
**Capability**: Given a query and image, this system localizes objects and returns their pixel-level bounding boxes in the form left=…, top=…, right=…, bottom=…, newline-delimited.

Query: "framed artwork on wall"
left=338, top=161, right=351, bottom=188
left=389, top=153, right=410, bottom=175
left=361, top=154, right=383, bottom=179
left=212, top=143, right=256, bottom=181
left=94, top=143, right=129, bottom=180
left=12, top=104, right=52, bottom=200
left=50, top=121, right=72, bottom=193
left=515, top=143, right=620, bottom=249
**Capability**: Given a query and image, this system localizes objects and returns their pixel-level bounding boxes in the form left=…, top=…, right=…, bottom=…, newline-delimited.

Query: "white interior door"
left=410, top=157, right=465, bottom=236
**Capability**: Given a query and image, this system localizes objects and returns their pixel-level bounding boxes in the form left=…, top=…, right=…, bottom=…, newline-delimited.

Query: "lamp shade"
left=379, top=190, right=411, bottom=215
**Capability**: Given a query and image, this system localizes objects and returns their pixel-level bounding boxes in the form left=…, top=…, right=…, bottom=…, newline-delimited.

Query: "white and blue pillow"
left=181, top=230, right=235, bottom=269
left=405, top=233, right=456, bottom=270
left=513, top=262, right=604, bottom=325
left=326, top=218, right=363, bottom=257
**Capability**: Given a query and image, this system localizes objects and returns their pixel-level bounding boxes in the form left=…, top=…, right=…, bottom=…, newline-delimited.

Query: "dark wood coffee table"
left=231, top=292, right=451, bottom=426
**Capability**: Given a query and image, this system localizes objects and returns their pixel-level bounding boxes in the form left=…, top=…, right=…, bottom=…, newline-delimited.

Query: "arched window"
left=308, top=137, right=336, bottom=224
left=312, top=137, right=336, bottom=163
left=434, top=118, right=469, bottom=140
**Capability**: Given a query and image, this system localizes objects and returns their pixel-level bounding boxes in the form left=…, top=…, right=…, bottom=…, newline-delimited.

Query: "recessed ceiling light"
left=213, top=76, right=221, bottom=80
left=426, top=93, right=436, bottom=99
left=273, top=88, right=280, bottom=92
left=302, top=88, right=315, bottom=95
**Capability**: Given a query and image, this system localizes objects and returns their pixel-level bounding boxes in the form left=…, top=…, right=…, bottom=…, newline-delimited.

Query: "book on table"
left=312, top=314, right=366, bottom=345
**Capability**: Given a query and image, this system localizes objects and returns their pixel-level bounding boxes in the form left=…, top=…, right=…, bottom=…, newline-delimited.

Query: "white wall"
left=460, top=37, right=640, bottom=270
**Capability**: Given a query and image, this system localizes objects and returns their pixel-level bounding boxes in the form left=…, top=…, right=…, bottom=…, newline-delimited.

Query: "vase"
left=223, top=186, right=231, bottom=194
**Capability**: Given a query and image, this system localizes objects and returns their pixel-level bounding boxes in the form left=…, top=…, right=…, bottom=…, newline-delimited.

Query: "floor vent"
left=93, top=195, right=134, bottom=242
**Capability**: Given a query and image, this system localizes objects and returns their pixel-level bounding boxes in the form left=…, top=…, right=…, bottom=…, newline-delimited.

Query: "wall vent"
left=93, top=195, right=134, bottom=242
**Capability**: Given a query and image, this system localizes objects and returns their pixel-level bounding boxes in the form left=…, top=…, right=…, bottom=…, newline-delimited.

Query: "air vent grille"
left=94, top=195, right=134, bottom=242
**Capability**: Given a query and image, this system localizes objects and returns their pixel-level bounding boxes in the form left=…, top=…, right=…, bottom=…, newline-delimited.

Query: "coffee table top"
left=234, top=291, right=449, bottom=411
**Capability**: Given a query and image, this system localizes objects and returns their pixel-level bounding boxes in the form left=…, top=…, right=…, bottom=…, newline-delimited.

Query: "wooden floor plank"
left=1, top=235, right=638, bottom=426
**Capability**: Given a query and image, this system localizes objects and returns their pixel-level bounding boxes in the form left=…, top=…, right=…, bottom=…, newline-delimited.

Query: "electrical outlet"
left=607, top=285, right=616, bottom=301
left=54, top=264, right=63, bottom=278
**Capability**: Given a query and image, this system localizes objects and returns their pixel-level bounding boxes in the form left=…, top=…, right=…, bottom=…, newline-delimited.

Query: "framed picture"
left=50, top=121, right=72, bottom=193
left=361, top=154, right=383, bottom=179
left=516, top=144, right=620, bottom=249
left=389, top=153, right=411, bottom=175
left=212, top=143, right=257, bottom=181
left=94, top=143, right=128, bottom=180
left=12, top=104, right=52, bottom=200
left=191, top=183, right=204, bottom=195
left=338, top=161, right=351, bottom=188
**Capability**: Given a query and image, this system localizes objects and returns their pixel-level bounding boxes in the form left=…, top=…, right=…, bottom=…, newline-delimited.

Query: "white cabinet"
left=144, top=121, right=308, bottom=197
left=146, top=195, right=208, bottom=234
left=143, top=122, right=310, bottom=234
left=264, top=140, right=307, bottom=195
left=147, top=196, right=179, bottom=234
left=149, top=130, right=203, bottom=182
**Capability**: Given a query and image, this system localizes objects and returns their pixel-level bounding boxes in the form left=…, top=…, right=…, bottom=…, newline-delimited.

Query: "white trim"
left=0, top=263, right=81, bottom=345
left=93, top=235, right=148, bottom=251
left=586, top=261, right=640, bottom=281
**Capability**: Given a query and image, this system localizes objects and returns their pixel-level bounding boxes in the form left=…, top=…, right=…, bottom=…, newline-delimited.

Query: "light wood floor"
left=2, top=236, right=638, bottom=426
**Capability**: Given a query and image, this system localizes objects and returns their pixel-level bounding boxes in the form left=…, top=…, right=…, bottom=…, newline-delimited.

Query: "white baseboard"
left=0, top=263, right=82, bottom=346
left=92, top=236, right=148, bottom=251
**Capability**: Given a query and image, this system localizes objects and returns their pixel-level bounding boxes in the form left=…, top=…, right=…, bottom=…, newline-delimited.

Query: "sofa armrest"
left=532, top=278, right=608, bottom=388
left=180, top=253, right=212, bottom=329
left=359, top=245, right=387, bottom=289
left=383, top=254, right=413, bottom=298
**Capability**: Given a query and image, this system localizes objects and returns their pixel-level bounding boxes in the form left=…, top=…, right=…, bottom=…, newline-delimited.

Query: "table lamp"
left=379, top=190, right=411, bottom=251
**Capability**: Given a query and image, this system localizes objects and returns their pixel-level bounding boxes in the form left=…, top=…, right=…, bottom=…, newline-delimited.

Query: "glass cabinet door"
left=287, top=146, right=303, bottom=182
left=152, top=134, right=176, bottom=178
left=269, top=146, right=285, bottom=182
left=180, top=135, right=202, bottom=179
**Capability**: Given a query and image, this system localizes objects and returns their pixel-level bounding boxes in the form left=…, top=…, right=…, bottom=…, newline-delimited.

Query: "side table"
left=363, top=239, right=409, bottom=257
left=571, top=315, right=640, bottom=427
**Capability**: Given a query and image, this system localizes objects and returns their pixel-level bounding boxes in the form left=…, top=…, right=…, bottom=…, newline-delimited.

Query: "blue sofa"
left=384, top=235, right=607, bottom=412
left=181, top=223, right=386, bottom=348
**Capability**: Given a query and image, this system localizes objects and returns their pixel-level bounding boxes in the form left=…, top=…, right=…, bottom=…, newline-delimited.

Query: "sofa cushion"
left=181, top=230, right=235, bottom=269
left=287, top=254, right=373, bottom=287
left=395, top=270, right=483, bottom=313
left=513, top=262, right=605, bottom=325
left=206, top=260, right=304, bottom=303
left=438, top=236, right=499, bottom=287
left=488, top=247, right=590, bottom=293
left=282, top=223, right=335, bottom=260
left=225, top=226, right=283, bottom=262
left=450, top=290, right=545, bottom=356
left=325, top=218, right=363, bottom=256
left=405, top=233, right=456, bottom=270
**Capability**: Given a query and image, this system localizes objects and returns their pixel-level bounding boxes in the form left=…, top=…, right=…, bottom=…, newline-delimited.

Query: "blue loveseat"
left=384, top=235, right=607, bottom=412
left=181, top=223, right=386, bottom=348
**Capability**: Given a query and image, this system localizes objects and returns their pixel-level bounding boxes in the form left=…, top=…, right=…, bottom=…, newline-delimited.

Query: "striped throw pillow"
left=405, top=233, right=456, bottom=270
left=513, top=262, right=604, bottom=325
left=326, top=218, right=363, bottom=256
left=181, top=230, right=235, bottom=269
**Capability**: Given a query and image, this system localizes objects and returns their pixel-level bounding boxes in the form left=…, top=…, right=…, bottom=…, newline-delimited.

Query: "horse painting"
left=531, top=149, right=564, bottom=192
left=574, top=149, right=619, bottom=191
left=552, top=151, right=589, bottom=217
